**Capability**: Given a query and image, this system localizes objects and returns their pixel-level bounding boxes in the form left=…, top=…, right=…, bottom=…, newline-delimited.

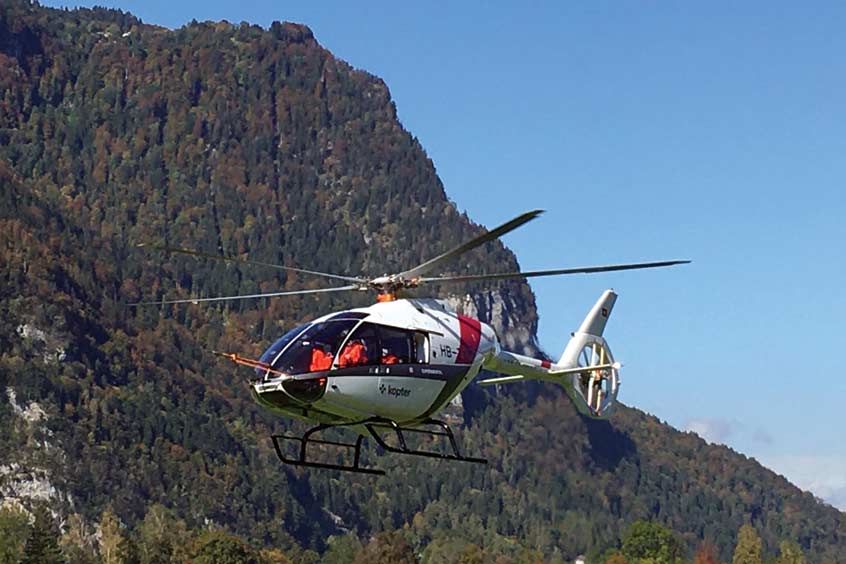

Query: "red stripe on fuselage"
left=456, top=316, right=482, bottom=364
left=541, top=360, right=551, bottom=369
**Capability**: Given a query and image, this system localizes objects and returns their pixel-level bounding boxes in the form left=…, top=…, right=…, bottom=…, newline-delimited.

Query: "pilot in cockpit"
left=309, top=343, right=333, bottom=372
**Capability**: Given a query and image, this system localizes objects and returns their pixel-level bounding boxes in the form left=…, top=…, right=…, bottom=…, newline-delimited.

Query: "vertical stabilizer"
left=576, top=289, right=617, bottom=337
left=559, top=289, right=616, bottom=367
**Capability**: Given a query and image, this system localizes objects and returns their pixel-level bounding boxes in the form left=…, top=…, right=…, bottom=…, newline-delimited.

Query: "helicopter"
left=136, top=210, right=688, bottom=475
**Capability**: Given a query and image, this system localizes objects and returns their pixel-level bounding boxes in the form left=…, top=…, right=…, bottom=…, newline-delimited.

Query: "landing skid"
left=270, top=418, right=486, bottom=475
left=271, top=423, right=384, bottom=476
left=365, top=418, right=487, bottom=465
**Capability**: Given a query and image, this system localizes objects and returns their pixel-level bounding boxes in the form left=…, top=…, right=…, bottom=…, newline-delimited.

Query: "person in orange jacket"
left=380, top=351, right=400, bottom=364
left=309, top=347, right=333, bottom=371
left=339, top=340, right=368, bottom=368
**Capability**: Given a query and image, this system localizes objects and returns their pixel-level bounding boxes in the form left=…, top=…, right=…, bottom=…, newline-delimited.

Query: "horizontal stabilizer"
left=549, top=362, right=621, bottom=376
left=477, top=375, right=526, bottom=386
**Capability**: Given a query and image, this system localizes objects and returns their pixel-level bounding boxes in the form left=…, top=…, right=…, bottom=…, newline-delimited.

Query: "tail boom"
left=477, top=289, right=622, bottom=418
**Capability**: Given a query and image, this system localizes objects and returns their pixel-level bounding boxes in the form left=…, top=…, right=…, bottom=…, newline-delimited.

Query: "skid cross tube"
left=365, top=418, right=487, bottom=465
left=271, top=424, right=384, bottom=476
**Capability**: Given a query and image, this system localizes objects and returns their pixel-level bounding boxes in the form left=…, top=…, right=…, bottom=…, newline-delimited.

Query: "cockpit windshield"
left=267, top=319, right=361, bottom=376
left=258, top=323, right=311, bottom=369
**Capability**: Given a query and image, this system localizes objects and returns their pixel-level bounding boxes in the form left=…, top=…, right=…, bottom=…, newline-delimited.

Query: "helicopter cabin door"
left=323, top=323, right=443, bottom=421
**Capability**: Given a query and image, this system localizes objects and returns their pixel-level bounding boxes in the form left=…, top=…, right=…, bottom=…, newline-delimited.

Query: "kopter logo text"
left=379, top=383, right=411, bottom=398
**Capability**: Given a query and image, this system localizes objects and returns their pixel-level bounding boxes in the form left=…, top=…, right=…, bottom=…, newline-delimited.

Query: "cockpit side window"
left=379, top=326, right=412, bottom=365
left=337, top=323, right=431, bottom=368
left=414, top=332, right=429, bottom=363
left=338, top=323, right=379, bottom=368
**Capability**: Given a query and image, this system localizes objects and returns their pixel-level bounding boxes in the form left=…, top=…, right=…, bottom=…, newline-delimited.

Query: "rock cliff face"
left=2, top=388, right=68, bottom=513
left=446, top=289, right=543, bottom=358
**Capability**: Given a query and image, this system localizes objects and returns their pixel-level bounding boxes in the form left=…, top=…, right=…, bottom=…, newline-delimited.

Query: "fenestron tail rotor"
left=130, top=210, right=690, bottom=306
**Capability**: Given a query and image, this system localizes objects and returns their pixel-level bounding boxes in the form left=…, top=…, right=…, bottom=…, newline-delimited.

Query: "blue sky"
left=48, top=1, right=846, bottom=509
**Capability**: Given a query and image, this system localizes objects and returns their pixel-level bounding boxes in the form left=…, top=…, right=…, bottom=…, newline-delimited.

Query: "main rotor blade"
left=398, top=209, right=544, bottom=281
left=128, top=284, right=360, bottom=306
left=417, top=260, right=691, bottom=284
left=138, top=244, right=367, bottom=284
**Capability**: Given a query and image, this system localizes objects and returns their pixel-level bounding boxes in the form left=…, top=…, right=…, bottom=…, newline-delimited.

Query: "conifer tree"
left=322, top=533, right=363, bottom=564
left=59, top=513, right=98, bottom=564
left=21, top=504, right=64, bottom=564
left=98, top=509, right=124, bottom=564
left=136, top=503, right=189, bottom=564
left=0, top=505, right=30, bottom=564
left=733, top=525, right=763, bottom=564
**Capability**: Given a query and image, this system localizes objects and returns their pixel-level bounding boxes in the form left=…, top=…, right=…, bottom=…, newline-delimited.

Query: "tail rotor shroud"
left=572, top=338, right=620, bottom=418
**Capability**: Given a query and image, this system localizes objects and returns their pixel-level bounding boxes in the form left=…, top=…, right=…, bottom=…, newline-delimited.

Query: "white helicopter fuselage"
left=251, top=292, right=620, bottom=427
left=252, top=299, right=495, bottom=425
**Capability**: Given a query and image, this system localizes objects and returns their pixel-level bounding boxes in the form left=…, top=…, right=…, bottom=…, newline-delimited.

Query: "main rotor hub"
left=366, top=275, right=422, bottom=296
left=369, top=275, right=394, bottom=286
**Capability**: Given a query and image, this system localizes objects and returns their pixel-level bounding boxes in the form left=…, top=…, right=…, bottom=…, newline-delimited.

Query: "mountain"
left=1, top=2, right=844, bottom=562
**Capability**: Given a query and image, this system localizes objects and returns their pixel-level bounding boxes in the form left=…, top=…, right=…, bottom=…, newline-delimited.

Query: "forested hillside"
left=0, top=2, right=844, bottom=563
